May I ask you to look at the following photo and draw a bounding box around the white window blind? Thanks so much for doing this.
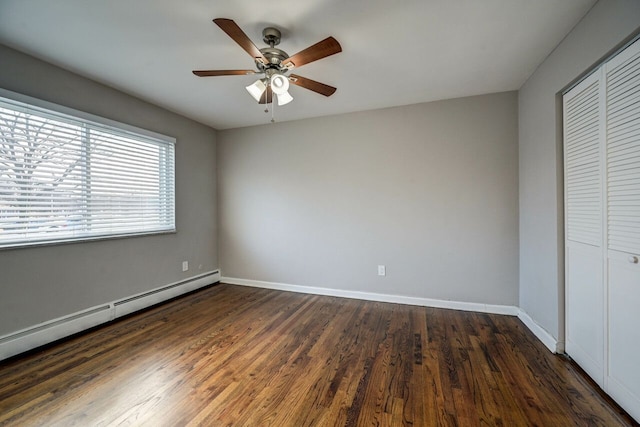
[0,94,175,249]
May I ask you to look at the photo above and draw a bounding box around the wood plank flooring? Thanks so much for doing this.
[0,283,636,426]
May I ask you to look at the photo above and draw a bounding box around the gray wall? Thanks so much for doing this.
[0,45,218,336]
[218,92,519,306]
[518,0,640,341]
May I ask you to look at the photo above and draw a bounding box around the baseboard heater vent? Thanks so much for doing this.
[112,270,219,318]
[114,270,219,307]
[0,305,112,345]
[0,269,220,361]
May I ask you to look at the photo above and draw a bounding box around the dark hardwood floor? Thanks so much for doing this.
[0,284,636,426]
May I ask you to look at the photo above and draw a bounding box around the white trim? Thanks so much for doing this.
[221,276,519,316]
[0,270,220,361]
[518,308,560,353]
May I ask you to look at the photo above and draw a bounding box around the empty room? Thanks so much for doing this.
[1,0,639,425]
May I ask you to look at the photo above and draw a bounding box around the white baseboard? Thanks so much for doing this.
[0,270,220,361]
[517,308,560,353]
[221,276,519,316]
[224,277,568,353]
[1,272,561,362]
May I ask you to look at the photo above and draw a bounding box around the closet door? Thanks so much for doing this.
[605,38,640,422]
[563,70,605,386]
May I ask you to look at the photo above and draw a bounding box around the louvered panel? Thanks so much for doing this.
[567,145,600,158]
[567,119,599,138]
[565,77,602,246]
[609,122,640,139]
[608,73,640,103]
[567,185,600,194]
[568,220,600,232]
[567,143,600,159]
[608,140,640,158]
[610,219,640,228]
[607,88,640,117]
[567,140,599,157]
[608,73,640,102]
[607,52,640,83]
[567,114,599,133]
[567,85,598,110]
[567,183,600,192]
[566,186,600,195]
[609,170,640,183]
[608,185,640,195]
[610,128,640,148]
[607,46,640,255]
[608,114,640,131]
[608,193,640,201]
[609,106,640,129]
[567,176,599,186]
[609,231,640,245]
[608,154,640,169]
[567,164,600,177]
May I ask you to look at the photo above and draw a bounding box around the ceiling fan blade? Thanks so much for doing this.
[289,74,337,97]
[193,70,257,77]
[258,86,273,104]
[283,37,342,70]
[213,18,268,65]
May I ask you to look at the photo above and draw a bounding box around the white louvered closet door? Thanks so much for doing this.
[564,36,640,423]
[563,70,605,387]
[604,37,640,422]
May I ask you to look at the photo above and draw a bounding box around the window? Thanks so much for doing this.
[0,92,175,249]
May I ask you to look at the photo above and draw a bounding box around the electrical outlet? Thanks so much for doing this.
[182,261,188,272]
[378,265,386,276]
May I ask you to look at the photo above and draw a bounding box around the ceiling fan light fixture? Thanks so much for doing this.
[270,74,290,95]
[271,74,292,106]
[245,79,267,102]
[276,91,293,106]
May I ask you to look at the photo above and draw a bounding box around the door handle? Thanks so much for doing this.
[628,256,639,264]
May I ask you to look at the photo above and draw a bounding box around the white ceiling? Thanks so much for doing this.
[0,0,596,130]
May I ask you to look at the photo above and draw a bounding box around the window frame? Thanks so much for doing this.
[0,88,176,250]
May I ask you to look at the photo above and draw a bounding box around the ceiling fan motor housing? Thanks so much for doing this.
[259,47,289,67]
[258,27,290,69]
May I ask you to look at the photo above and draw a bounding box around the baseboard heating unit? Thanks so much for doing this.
[0,270,220,361]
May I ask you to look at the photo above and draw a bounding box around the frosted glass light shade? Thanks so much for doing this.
[276,91,293,106]
[270,74,290,95]
[245,79,267,102]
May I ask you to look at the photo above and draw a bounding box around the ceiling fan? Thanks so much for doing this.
[193,18,342,106]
